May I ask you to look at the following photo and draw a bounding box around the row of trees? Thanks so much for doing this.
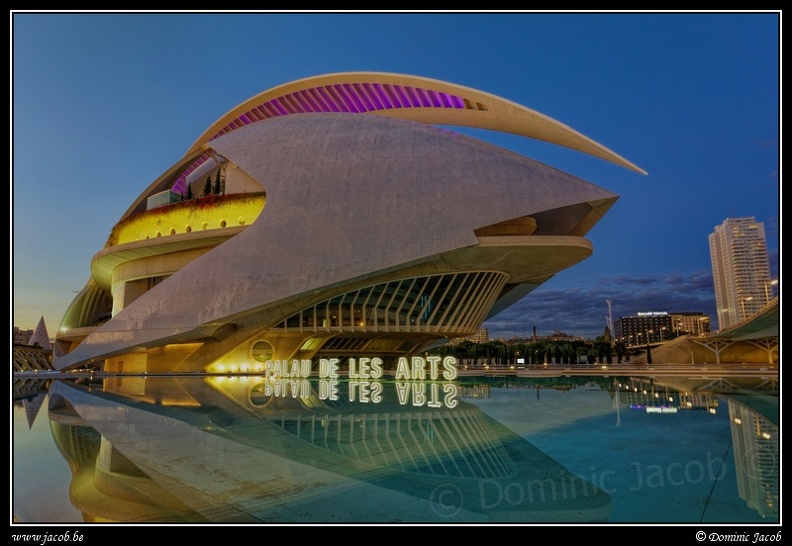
[185,170,225,200]
[423,335,637,366]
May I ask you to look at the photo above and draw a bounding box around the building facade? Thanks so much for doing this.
[615,312,674,346]
[670,312,711,337]
[52,72,644,372]
[13,326,33,346]
[709,216,773,329]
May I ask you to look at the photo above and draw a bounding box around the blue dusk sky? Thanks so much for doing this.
[11,11,780,340]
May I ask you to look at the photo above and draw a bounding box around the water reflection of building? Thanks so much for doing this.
[612,375,779,521]
[46,377,613,523]
[616,377,718,413]
[52,72,644,373]
[47,400,206,522]
[728,398,779,519]
[458,384,491,399]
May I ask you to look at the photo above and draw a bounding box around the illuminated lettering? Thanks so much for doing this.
[411,383,426,406]
[262,378,311,398]
[395,357,411,380]
[426,355,441,379]
[349,380,360,401]
[319,358,340,378]
[443,383,459,408]
[358,357,371,378]
[370,357,383,379]
[262,355,456,382]
[349,357,384,379]
[265,359,313,378]
[395,381,410,404]
[427,383,442,408]
[289,378,304,398]
[411,356,427,380]
[319,379,339,400]
[443,356,458,380]
[394,381,456,407]
[370,381,382,403]
[349,358,358,379]
[349,380,383,403]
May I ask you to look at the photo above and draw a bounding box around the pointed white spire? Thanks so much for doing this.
[27,316,51,351]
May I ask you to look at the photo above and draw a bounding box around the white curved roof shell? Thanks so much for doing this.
[53,73,643,370]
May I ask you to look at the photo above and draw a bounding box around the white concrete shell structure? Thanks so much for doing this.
[53,72,645,372]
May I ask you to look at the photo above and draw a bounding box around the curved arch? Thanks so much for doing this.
[185,72,646,174]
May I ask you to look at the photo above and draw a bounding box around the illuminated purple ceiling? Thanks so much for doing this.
[172,83,467,194]
[211,83,467,142]
[173,154,211,194]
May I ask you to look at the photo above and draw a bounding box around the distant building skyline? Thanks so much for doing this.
[614,311,712,345]
[13,326,33,346]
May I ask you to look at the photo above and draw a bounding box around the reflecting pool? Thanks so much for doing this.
[12,371,779,524]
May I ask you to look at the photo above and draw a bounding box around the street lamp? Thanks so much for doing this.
[739,296,754,321]
[765,280,778,303]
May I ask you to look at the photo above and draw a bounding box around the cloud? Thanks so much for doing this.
[484,269,717,340]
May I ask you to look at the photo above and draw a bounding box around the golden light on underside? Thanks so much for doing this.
[111,194,265,245]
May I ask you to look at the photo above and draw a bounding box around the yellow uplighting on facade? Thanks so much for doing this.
[111,194,265,245]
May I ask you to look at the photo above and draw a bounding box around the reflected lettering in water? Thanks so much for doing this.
[12,371,779,524]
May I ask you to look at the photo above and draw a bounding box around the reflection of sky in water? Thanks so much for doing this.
[13,404,82,522]
[465,386,772,523]
[11,378,777,524]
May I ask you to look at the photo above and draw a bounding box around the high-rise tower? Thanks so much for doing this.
[709,216,773,329]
